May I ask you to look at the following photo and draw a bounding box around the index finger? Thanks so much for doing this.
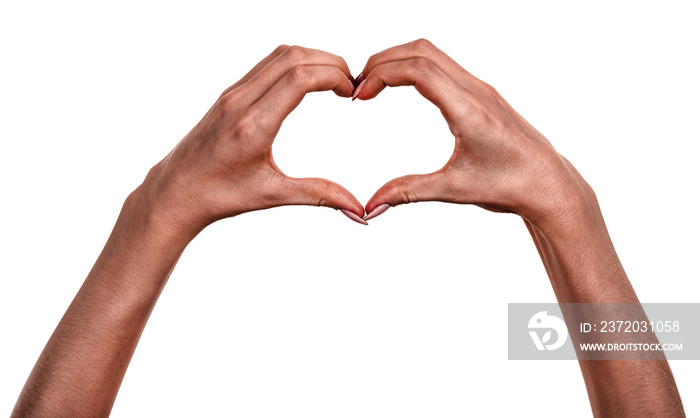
[361,39,482,93]
[235,45,354,105]
[250,65,355,139]
[355,57,474,126]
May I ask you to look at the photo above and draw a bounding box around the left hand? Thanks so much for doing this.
[354,39,589,227]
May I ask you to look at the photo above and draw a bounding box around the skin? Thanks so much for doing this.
[12,40,685,417]
[11,44,363,417]
[355,39,685,416]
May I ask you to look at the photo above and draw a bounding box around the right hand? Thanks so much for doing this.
[130,45,366,240]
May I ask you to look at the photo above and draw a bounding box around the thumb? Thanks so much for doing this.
[365,172,449,220]
[280,176,367,224]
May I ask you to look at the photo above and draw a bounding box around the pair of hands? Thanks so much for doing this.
[135,39,583,238]
[14,41,685,416]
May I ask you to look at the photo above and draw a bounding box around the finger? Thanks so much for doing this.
[233,45,353,105]
[277,176,366,220]
[365,171,452,214]
[251,65,355,136]
[219,45,290,98]
[361,39,481,93]
[355,58,473,126]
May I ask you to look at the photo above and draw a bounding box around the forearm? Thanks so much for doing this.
[523,187,635,304]
[12,46,362,416]
[12,187,191,417]
[522,168,684,416]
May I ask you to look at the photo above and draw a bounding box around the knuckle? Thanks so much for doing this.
[453,91,475,118]
[336,55,350,71]
[310,180,332,207]
[287,65,313,87]
[392,177,419,204]
[314,195,328,207]
[232,113,260,140]
[365,53,379,70]
[400,189,419,205]
[482,81,499,98]
[283,45,306,64]
[412,57,438,76]
[469,100,489,120]
[217,92,238,112]
[273,44,289,55]
[412,38,435,55]
[470,101,503,132]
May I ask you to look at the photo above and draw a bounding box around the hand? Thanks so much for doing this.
[11,46,369,418]
[356,39,591,226]
[133,45,366,239]
[353,39,686,417]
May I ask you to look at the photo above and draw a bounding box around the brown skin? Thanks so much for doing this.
[358,39,685,417]
[13,40,685,417]
[11,44,362,417]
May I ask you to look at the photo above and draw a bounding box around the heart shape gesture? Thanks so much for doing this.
[15,39,687,417]
[135,39,578,239]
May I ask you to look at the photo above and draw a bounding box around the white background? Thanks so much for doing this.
[1,1,698,416]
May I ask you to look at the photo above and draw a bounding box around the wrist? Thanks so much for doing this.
[518,152,599,232]
[120,184,201,252]
[520,164,635,303]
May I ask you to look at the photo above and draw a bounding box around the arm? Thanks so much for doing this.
[12,45,363,417]
[356,39,685,416]
[523,198,683,416]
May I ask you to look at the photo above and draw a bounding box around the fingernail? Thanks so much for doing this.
[354,72,364,86]
[347,78,355,93]
[340,209,368,225]
[363,203,390,221]
[352,79,366,101]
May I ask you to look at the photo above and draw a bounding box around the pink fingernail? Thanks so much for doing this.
[340,209,368,225]
[347,78,355,92]
[352,79,366,101]
[363,203,390,221]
